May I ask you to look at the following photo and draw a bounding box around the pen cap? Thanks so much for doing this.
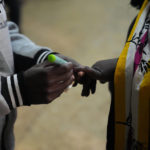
[48,54,67,64]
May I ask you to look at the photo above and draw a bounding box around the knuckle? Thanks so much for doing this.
[62,65,70,72]
[85,66,90,70]
[67,63,73,68]
[65,72,72,79]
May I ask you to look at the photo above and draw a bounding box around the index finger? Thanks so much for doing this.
[74,66,102,80]
[46,62,74,74]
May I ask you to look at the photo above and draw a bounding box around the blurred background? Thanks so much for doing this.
[6,0,137,149]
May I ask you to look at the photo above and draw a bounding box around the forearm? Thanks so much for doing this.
[92,58,118,83]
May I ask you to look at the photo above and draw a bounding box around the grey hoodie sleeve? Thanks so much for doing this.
[8,21,53,72]
[0,22,54,116]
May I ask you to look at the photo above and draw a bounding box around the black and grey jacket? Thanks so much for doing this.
[0,13,52,116]
[1,21,53,115]
[0,1,53,149]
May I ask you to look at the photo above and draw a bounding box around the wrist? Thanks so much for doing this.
[92,58,118,83]
[17,73,31,106]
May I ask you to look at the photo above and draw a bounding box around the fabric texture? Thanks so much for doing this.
[114,0,150,149]
[0,0,53,149]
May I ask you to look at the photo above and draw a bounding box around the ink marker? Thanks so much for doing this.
[48,54,67,64]
[48,54,72,91]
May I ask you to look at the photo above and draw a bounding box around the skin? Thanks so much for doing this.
[74,58,118,96]
[72,2,144,97]
[23,61,74,104]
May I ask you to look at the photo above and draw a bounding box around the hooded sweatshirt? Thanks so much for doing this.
[0,1,53,149]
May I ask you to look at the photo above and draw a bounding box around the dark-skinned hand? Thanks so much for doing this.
[55,53,85,86]
[74,58,118,97]
[23,60,74,105]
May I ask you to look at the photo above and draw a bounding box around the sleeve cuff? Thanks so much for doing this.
[17,73,30,106]
[1,73,31,113]
[34,50,52,64]
[1,74,24,111]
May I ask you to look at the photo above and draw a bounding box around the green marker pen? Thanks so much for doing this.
[48,54,67,64]
[48,54,72,91]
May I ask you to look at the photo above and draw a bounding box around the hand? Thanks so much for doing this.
[75,58,118,83]
[74,66,102,80]
[23,61,74,105]
[74,66,99,97]
[55,53,85,86]
[74,58,118,97]
[92,58,118,83]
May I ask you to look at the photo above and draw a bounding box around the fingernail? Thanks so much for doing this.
[78,71,85,77]
[68,62,73,65]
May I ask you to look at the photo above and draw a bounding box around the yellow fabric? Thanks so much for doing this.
[114,0,149,149]
[138,71,150,149]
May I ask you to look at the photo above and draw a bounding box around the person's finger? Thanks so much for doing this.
[81,76,91,97]
[46,90,63,104]
[74,66,102,80]
[48,69,73,84]
[46,62,73,75]
[42,60,58,67]
[78,71,85,77]
[74,66,89,72]
[72,71,80,87]
[90,79,97,94]
[73,71,84,85]
[82,83,88,96]
[47,75,74,93]
[81,84,90,97]
[73,81,78,87]
[83,76,96,96]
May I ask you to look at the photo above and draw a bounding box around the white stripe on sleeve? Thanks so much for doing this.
[40,52,51,63]
[7,76,16,108]
[36,51,49,64]
[14,74,23,106]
